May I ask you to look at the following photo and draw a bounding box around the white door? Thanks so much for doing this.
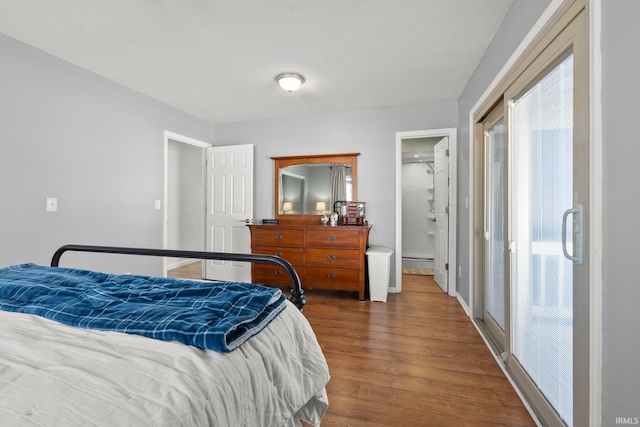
[433,137,449,292]
[204,144,254,282]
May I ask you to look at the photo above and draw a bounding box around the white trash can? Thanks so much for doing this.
[366,246,394,302]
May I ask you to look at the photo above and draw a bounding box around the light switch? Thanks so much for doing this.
[46,197,58,212]
[154,199,161,210]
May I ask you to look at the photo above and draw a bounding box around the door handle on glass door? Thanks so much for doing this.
[562,205,583,265]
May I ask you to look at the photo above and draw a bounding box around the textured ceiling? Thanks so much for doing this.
[0,0,513,124]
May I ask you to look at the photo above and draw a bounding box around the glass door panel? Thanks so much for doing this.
[511,53,574,426]
[485,117,506,332]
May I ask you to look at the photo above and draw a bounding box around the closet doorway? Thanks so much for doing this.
[395,129,457,296]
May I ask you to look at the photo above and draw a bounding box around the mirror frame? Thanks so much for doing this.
[272,153,359,224]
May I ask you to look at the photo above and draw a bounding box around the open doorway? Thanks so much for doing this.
[162,131,211,277]
[395,129,457,297]
[401,138,439,273]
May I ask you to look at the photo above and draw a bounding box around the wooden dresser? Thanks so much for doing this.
[248,224,371,300]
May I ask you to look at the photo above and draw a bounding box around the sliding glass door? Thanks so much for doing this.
[510,52,575,426]
[474,4,590,425]
[482,109,507,347]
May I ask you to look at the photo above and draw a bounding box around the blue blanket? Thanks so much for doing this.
[0,264,286,353]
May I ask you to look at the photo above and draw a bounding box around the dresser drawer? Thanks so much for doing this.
[254,246,304,265]
[254,264,303,287]
[305,266,359,290]
[252,228,304,247]
[305,229,360,248]
[305,248,360,268]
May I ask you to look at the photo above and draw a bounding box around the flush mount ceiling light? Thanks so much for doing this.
[276,73,305,92]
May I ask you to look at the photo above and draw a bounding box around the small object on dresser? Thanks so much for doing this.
[329,213,338,226]
[261,219,279,225]
[338,202,367,226]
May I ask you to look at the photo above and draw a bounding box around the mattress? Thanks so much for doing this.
[0,300,330,426]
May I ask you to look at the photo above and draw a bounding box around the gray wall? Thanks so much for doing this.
[212,102,458,288]
[456,0,553,303]
[0,33,213,275]
[601,0,640,422]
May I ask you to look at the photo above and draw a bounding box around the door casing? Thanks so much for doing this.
[395,128,457,296]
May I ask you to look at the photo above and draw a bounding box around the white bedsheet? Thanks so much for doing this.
[0,300,329,427]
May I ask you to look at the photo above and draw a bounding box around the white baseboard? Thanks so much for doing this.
[457,293,471,317]
[166,258,199,271]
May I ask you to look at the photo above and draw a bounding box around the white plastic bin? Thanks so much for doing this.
[366,246,394,302]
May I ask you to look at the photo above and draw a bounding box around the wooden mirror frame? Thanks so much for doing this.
[272,153,359,225]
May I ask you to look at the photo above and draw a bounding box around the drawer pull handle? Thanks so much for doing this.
[327,254,336,260]
[327,235,336,241]
[275,252,283,257]
[327,273,336,279]
[274,234,283,240]
[274,270,283,276]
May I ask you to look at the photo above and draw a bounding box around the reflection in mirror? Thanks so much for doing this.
[272,153,359,224]
[279,164,352,214]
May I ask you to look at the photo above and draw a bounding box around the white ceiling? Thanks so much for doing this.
[0,0,513,124]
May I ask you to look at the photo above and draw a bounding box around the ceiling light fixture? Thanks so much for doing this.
[276,73,305,92]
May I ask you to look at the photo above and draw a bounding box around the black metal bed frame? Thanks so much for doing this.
[51,244,306,310]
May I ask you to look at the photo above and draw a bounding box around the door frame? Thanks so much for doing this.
[394,128,457,296]
[162,130,212,276]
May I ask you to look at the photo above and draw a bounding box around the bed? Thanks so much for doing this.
[0,245,330,427]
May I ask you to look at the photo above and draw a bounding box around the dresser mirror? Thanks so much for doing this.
[272,153,359,224]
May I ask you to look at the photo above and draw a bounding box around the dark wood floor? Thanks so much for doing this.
[169,263,535,427]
